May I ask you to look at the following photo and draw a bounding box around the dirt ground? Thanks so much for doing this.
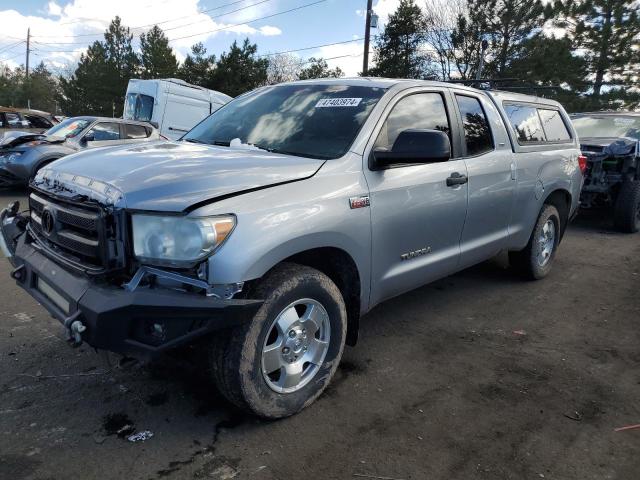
[0,187,638,480]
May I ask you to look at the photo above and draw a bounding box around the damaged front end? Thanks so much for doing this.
[0,174,261,359]
[580,137,640,207]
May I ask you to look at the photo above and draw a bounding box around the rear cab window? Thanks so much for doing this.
[125,124,150,139]
[504,103,572,145]
[455,94,494,156]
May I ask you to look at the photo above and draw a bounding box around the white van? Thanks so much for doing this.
[124,79,232,140]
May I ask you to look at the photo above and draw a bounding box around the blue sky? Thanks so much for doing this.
[0,0,402,76]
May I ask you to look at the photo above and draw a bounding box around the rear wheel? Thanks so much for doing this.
[208,263,347,418]
[509,204,561,280]
[613,181,640,233]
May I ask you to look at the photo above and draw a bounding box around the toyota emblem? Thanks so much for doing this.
[41,208,55,236]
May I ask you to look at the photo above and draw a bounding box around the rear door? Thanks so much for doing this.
[452,92,516,269]
[364,88,469,306]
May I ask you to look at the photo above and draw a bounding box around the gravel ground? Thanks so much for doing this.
[0,188,639,480]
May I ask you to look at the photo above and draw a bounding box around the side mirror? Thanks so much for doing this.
[372,129,451,170]
[82,133,95,144]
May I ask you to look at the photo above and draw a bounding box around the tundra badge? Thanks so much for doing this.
[349,196,370,209]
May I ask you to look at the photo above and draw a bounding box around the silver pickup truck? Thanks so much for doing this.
[1,79,583,418]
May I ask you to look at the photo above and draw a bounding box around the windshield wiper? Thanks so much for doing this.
[254,145,330,160]
[183,138,209,145]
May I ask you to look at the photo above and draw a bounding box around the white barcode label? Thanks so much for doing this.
[315,98,363,108]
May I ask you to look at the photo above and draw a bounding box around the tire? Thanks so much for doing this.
[209,263,347,419]
[509,204,561,280]
[613,181,640,233]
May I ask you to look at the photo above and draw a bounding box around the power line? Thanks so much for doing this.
[0,40,26,55]
[167,0,328,43]
[259,37,368,57]
[31,0,276,40]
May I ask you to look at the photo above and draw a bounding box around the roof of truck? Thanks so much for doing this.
[283,77,564,107]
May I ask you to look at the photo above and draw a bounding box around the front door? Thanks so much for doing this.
[364,90,468,306]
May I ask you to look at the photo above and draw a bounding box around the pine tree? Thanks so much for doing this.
[177,43,215,87]
[298,58,343,80]
[59,41,112,116]
[368,0,431,79]
[505,35,589,111]
[208,39,268,97]
[555,0,640,97]
[140,25,178,79]
[58,17,139,117]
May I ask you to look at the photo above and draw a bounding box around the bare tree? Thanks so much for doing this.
[266,53,304,85]
[423,0,465,80]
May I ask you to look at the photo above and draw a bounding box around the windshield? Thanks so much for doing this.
[45,118,91,138]
[182,84,387,160]
[124,93,154,122]
[572,115,640,141]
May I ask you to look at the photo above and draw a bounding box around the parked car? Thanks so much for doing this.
[1,79,583,418]
[0,116,160,187]
[124,78,231,140]
[0,107,58,136]
[571,112,640,232]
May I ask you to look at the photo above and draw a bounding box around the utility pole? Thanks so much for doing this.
[25,27,30,79]
[476,39,488,81]
[362,0,373,76]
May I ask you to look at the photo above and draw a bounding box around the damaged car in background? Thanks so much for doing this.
[0,117,160,188]
[571,112,640,232]
[1,79,583,418]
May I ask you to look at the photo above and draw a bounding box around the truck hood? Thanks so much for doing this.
[36,141,325,212]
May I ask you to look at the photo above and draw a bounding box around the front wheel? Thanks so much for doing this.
[209,263,347,418]
[509,204,561,280]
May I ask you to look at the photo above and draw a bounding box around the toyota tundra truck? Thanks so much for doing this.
[0,79,583,418]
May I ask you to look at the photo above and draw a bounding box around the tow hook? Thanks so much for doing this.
[63,311,86,346]
[67,321,87,346]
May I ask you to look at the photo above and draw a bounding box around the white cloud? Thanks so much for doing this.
[0,0,283,69]
[315,42,366,77]
[47,1,63,17]
[259,25,282,36]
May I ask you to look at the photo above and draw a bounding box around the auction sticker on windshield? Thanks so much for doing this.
[315,98,363,108]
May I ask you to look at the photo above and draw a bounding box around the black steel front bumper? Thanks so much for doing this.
[2,215,262,358]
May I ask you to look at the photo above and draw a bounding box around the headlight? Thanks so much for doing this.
[0,152,23,163]
[132,214,236,266]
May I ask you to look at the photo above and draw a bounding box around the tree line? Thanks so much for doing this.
[370,0,639,111]
[0,17,342,117]
[0,0,638,116]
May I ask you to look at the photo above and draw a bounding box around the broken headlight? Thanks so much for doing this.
[131,214,235,267]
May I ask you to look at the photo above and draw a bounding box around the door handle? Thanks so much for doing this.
[446,172,468,187]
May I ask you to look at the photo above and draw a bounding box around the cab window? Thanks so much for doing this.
[455,94,493,156]
[88,122,120,141]
[4,113,24,128]
[23,114,53,130]
[374,92,451,152]
[125,124,149,139]
[504,104,545,144]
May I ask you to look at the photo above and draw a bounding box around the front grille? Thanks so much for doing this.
[29,190,110,269]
